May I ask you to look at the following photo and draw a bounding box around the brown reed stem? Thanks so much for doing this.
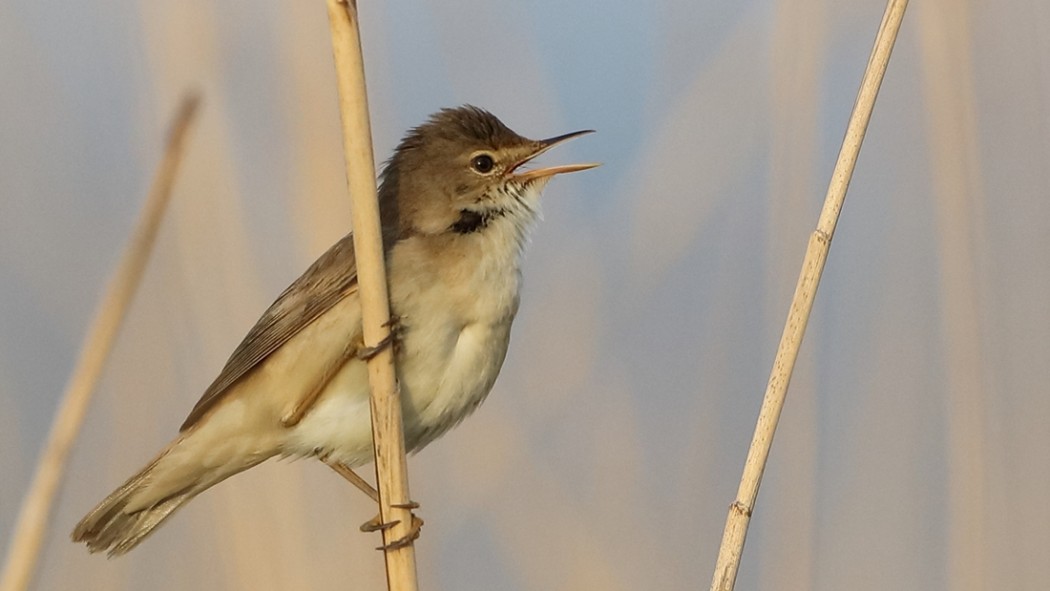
[0,94,200,591]
[325,1,420,589]
[708,2,909,589]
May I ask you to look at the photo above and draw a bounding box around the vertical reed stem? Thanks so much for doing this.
[325,2,419,589]
[709,2,908,589]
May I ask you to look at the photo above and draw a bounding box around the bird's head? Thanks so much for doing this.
[379,106,597,238]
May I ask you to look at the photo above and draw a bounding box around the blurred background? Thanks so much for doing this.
[2,1,1049,589]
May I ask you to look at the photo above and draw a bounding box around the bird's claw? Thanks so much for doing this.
[360,515,399,533]
[356,315,404,360]
[360,502,423,551]
[377,513,423,551]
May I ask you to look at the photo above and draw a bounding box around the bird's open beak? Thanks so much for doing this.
[512,129,601,182]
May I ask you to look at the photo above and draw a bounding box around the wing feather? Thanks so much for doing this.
[180,234,359,431]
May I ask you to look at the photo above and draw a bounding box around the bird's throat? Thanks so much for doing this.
[450,207,509,234]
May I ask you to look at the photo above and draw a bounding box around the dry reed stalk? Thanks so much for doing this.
[708,2,909,590]
[0,94,200,591]
[325,1,420,589]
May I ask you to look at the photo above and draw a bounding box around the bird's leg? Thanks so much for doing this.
[356,315,404,360]
[324,458,379,502]
[324,458,423,550]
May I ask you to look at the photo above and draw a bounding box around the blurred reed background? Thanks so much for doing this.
[2,1,1048,589]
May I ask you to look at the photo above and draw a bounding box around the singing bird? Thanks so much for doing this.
[72,106,597,556]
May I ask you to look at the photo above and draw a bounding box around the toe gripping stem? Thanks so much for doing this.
[356,315,403,361]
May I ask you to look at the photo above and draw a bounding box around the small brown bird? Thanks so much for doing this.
[72,106,597,556]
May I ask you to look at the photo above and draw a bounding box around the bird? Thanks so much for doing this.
[71,105,598,556]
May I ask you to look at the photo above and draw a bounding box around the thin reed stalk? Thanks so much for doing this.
[325,1,420,589]
[708,2,909,590]
[0,94,200,591]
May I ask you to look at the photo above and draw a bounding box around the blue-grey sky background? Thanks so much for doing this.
[2,1,1049,590]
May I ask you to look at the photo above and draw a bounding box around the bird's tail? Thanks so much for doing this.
[71,443,197,556]
[72,434,266,556]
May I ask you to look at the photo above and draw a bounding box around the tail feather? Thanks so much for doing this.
[74,408,278,556]
[71,454,199,557]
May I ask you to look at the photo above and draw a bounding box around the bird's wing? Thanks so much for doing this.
[180,233,360,431]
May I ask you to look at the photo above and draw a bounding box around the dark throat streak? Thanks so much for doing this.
[450,208,509,234]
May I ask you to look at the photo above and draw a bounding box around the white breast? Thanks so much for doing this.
[393,220,525,451]
[286,209,534,466]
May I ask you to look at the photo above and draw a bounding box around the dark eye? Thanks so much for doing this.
[471,153,495,174]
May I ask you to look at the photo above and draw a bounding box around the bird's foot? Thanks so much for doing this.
[356,315,405,360]
[360,502,423,550]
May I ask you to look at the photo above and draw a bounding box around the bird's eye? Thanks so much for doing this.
[471,153,495,174]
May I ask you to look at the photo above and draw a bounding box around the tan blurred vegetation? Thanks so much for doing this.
[2,1,1049,590]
